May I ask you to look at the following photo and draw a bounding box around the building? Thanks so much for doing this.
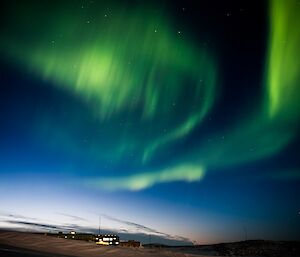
[120,240,141,247]
[55,231,120,246]
[95,234,120,245]
[57,231,95,241]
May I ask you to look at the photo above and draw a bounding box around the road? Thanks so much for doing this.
[0,244,73,257]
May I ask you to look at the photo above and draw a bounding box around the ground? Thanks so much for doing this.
[0,231,211,257]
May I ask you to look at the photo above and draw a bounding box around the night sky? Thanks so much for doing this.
[0,0,299,245]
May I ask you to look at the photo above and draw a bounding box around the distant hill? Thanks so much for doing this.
[143,240,300,257]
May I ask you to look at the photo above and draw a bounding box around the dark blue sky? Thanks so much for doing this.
[0,0,299,244]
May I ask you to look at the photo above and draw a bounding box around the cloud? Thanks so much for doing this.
[85,164,204,191]
[0,212,37,221]
[56,212,88,222]
[0,212,85,232]
[3,219,87,232]
[5,220,60,230]
[0,211,191,243]
[0,216,191,245]
[102,214,192,243]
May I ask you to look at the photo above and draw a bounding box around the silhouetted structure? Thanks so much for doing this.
[120,240,140,247]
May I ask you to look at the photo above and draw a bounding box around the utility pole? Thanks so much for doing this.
[98,215,101,235]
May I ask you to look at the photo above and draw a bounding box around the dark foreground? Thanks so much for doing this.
[0,244,72,257]
[1,230,300,257]
[149,240,300,257]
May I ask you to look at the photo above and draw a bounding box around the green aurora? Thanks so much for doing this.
[179,0,300,173]
[198,0,300,167]
[266,0,300,120]
[2,1,217,164]
[1,0,299,190]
